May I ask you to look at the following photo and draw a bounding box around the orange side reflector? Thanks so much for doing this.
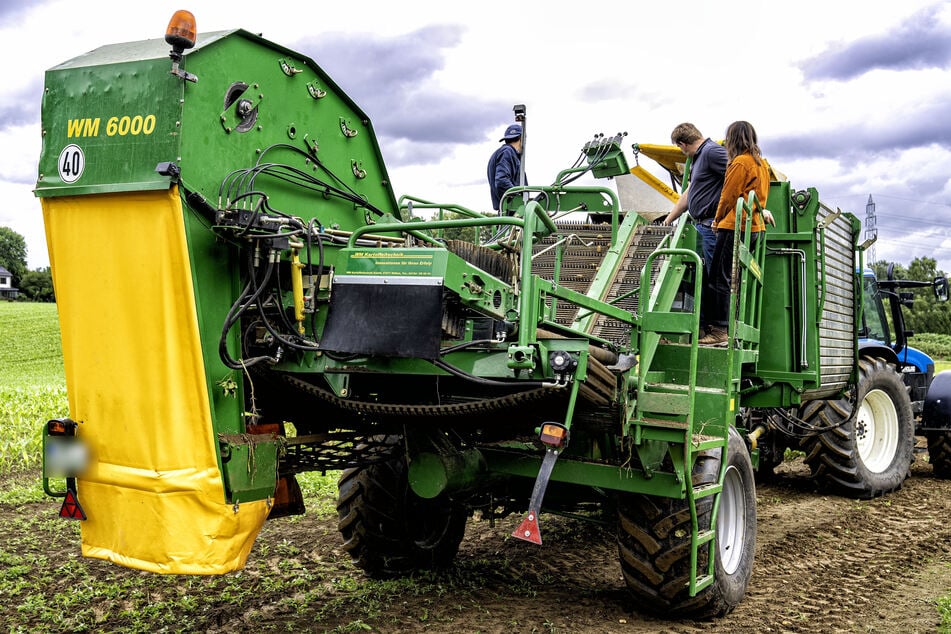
[60,489,87,521]
[47,418,75,436]
[539,423,568,447]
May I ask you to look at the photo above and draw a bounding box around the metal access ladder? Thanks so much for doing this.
[630,191,769,595]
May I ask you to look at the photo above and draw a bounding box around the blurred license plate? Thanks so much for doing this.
[44,436,89,478]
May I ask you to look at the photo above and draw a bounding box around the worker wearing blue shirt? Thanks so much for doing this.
[663,123,728,272]
[487,124,523,214]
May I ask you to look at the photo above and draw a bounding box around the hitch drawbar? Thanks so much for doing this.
[512,423,568,545]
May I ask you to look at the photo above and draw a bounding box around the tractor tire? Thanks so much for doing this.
[336,437,468,576]
[927,431,951,479]
[617,427,756,619]
[800,357,914,499]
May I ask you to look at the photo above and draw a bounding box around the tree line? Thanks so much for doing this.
[0,226,54,302]
[871,257,950,336]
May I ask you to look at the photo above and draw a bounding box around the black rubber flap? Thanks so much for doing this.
[321,278,443,359]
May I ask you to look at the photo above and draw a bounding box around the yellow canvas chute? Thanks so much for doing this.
[42,188,269,574]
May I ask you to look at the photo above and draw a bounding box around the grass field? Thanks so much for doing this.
[0,302,64,386]
[0,303,68,473]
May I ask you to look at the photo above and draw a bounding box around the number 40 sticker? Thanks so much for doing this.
[58,144,85,183]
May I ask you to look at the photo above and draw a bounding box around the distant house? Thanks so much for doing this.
[0,266,19,299]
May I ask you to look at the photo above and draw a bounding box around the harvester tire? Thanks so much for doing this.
[336,437,467,576]
[800,357,914,499]
[617,427,756,619]
[927,431,951,479]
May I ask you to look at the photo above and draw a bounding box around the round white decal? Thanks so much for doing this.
[58,144,85,183]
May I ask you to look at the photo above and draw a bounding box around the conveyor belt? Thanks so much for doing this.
[532,221,674,347]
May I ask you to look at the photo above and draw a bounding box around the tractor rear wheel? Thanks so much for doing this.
[336,437,468,576]
[800,357,914,498]
[617,427,756,619]
[927,431,951,478]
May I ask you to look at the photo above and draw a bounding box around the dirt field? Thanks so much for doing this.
[2,449,950,633]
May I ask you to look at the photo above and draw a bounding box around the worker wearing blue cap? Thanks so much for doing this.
[487,123,523,213]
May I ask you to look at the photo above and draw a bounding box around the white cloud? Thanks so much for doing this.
[0,124,41,185]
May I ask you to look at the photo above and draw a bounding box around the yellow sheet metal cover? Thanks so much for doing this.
[42,188,269,574]
[633,143,688,179]
[628,165,679,203]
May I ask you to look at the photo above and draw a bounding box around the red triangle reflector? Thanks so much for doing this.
[512,508,542,545]
[59,489,87,521]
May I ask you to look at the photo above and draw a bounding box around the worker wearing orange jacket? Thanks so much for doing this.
[699,121,775,345]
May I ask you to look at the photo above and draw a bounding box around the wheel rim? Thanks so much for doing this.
[407,493,454,549]
[717,464,746,575]
[855,388,899,473]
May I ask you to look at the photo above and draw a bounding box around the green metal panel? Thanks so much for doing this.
[36,40,185,197]
[756,182,802,375]
[182,206,245,441]
[744,182,820,406]
[171,30,404,395]
[218,433,280,504]
[480,447,685,498]
[37,28,398,217]
[177,30,398,225]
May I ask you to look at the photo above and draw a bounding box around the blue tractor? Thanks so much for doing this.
[860,266,951,479]
[803,266,950,496]
[759,265,950,497]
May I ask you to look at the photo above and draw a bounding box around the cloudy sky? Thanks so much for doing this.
[2,0,950,274]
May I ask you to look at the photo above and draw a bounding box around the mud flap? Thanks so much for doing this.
[268,475,305,519]
[321,276,444,359]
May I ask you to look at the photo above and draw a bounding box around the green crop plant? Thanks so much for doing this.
[939,573,951,634]
[296,471,341,516]
[0,303,64,386]
[0,303,68,475]
[0,386,68,473]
